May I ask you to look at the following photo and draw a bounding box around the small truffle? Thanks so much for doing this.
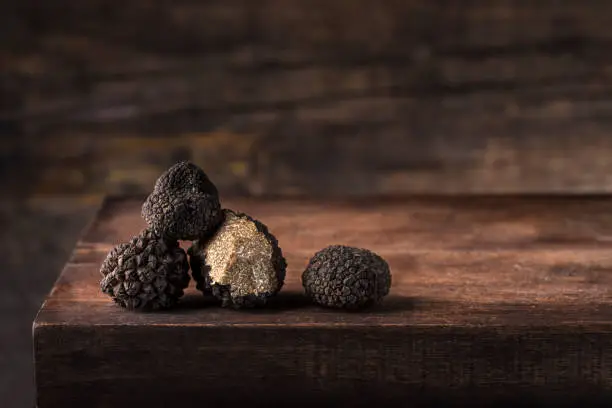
[302,245,391,310]
[99,229,190,310]
[141,161,222,240]
[188,210,287,308]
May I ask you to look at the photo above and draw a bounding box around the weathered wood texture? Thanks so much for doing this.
[34,196,612,407]
[4,1,612,196]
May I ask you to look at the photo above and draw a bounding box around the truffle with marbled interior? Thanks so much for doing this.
[188,209,287,309]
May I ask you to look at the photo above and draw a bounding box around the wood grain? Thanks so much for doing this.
[5,1,612,195]
[34,196,612,407]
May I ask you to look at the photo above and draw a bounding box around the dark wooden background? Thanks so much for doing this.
[4,1,612,407]
[4,0,612,197]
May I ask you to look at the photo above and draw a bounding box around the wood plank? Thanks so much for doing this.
[34,196,612,407]
[6,0,612,195]
[20,118,612,196]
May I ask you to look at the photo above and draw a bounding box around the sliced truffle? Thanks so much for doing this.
[302,245,391,310]
[142,161,222,240]
[99,228,190,311]
[188,209,287,308]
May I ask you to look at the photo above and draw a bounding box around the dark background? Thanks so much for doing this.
[3,1,612,406]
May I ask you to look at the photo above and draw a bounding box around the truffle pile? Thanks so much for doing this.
[100,161,392,312]
[100,161,287,310]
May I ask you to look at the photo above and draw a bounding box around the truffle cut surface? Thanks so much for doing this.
[189,210,286,308]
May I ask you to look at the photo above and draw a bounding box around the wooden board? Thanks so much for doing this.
[6,1,612,196]
[34,196,612,407]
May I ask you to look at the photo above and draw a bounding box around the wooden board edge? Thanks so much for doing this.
[32,195,106,330]
[33,324,612,407]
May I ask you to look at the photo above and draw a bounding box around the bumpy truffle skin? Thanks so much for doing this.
[188,209,287,309]
[302,245,391,310]
[141,161,222,240]
[99,229,190,311]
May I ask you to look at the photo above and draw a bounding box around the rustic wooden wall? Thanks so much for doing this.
[3,0,612,197]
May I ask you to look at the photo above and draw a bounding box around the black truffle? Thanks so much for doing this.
[302,245,391,309]
[99,228,190,311]
[141,161,222,240]
[188,210,287,309]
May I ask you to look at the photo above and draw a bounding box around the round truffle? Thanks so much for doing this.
[188,209,287,309]
[302,245,391,309]
[99,229,190,311]
[141,161,222,240]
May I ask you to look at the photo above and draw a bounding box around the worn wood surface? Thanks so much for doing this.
[5,1,612,195]
[34,196,612,407]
